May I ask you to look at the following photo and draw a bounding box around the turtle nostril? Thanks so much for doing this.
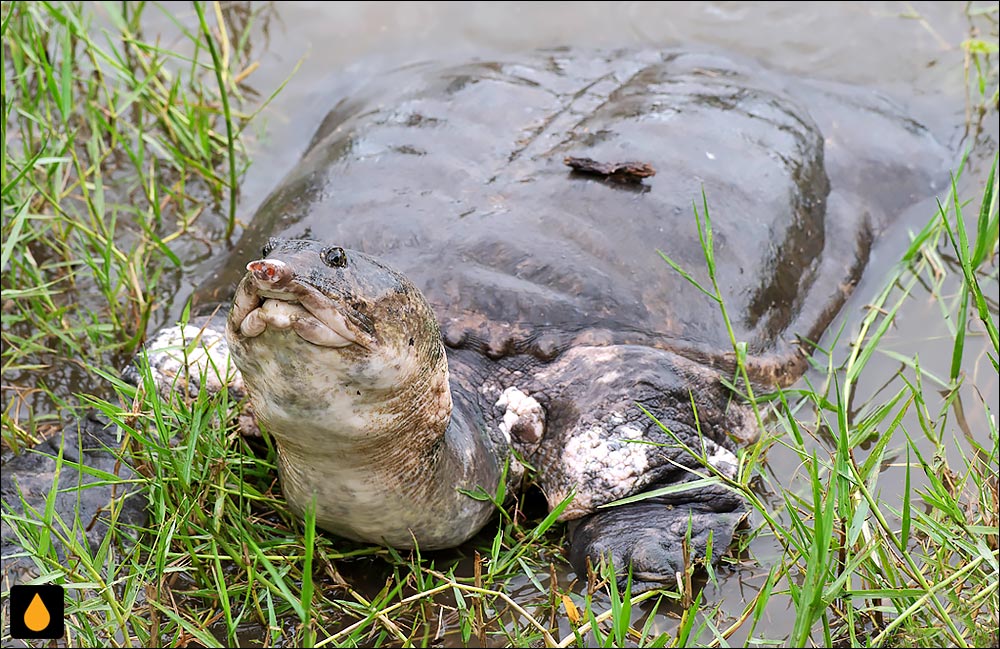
[247,259,290,286]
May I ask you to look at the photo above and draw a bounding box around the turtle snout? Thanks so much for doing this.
[247,258,293,289]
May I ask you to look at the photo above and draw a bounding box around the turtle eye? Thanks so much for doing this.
[261,238,278,257]
[321,246,348,268]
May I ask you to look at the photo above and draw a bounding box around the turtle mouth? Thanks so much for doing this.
[231,259,369,349]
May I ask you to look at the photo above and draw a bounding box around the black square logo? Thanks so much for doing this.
[9,584,65,639]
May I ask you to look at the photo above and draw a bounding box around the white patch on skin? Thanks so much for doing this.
[700,438,739,478]
[495,387,545,446]
[140,324,243,398]
[558,418,649,516]
[550,420,740,521]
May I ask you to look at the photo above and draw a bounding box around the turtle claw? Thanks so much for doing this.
[568,485,746,594]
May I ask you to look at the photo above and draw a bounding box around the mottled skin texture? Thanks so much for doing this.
[202,48,949,591]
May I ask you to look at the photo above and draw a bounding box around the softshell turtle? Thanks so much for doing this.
[4,48,948,591]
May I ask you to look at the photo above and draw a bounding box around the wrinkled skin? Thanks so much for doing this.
[1,48,950,591]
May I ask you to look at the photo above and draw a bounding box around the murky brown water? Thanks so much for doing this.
[132,1,998,645]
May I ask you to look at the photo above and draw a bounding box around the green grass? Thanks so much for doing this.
[652,147,998,648]
[2,2,998,648]
[1,0,261,452]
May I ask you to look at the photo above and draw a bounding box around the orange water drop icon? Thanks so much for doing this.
[24,592,51,632]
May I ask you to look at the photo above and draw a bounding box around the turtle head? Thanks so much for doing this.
[226,238,451,438]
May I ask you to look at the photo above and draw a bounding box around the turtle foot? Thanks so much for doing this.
[568,485,747,594]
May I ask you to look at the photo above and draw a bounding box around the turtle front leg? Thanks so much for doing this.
[518,344,756,592]
[122,312,255,434]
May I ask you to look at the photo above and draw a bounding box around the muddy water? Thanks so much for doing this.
[143,1,996,645]
[221,2,972,212]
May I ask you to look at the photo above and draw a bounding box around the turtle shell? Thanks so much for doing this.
[210,48,947,378]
